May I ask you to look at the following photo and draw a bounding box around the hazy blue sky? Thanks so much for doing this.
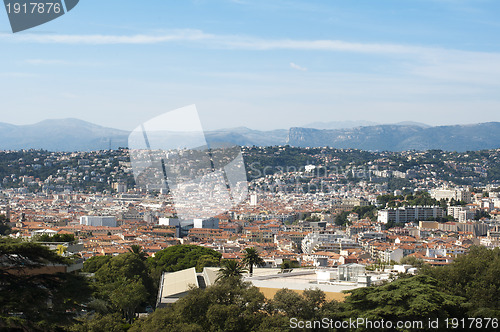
[1,0,500,130]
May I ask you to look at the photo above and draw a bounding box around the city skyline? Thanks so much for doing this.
[1,0,500,131]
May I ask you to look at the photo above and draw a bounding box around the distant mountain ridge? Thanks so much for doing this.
[286,122,500,152]
[0,118,129,151]
[0,118,498,152]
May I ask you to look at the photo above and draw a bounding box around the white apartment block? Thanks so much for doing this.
[301,232,352,254]
[377,206,444,224]
[193,217,219,229]
[79,216,117,227]
[430,188,471,203]
[448,206,471,220]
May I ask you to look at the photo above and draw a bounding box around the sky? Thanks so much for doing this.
[1,0,500,131]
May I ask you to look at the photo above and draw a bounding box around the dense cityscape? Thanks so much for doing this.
[1,146,499,330]
[2,0,500,330]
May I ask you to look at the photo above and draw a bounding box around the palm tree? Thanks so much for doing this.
[216,259,247,283]
[242,247,265,276]
[128,245,147,260]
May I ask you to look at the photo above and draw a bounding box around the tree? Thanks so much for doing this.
[266,287,342,331]
[83,255,112,273]
[70,313,129,332]
[216,260,247,283]
[130,277,267,332]
[0,215,11,236]
[420,246,500,318]
[109,278,148,323]
[474,210,491,221]
[195,254,220,272]
[242,247,265,275]
[342,275,464,326]
[268,288,306,318]
[95,252,152,287]
[335,211,349,226]
[128,245,147,261]
[147,245,222,283]
[34,233,76,243]
[92,252,155,320]
[0,238,91,330]
[400,256,425,269]
[280,259,299,272]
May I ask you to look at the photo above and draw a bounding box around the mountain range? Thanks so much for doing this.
[0,118,498,152]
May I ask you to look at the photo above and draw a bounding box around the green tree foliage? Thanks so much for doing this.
[70,313,129,332]
[95,253,152,287]
[147,245,221,282]
[387,178,412,191]
[34,233,76,243]
[216,260,247,283]
[474,210,491,221]
[242,247,265,275]
[267,288,339,322]
[335,205,377,226]
[280,259,299,271]
[342,275,464,327]
[0,214,11,236]
[83,255,112,273]
[399,256,426,269]
[91,253,154,321]
[0,238,91,331]
[130,278,268,332]
[195,254,220,272]
[131,280,343,332]
[109,278,148,323]
[377,194,404,207]
[449,198,467,206]
[420,246,500,318]
[377,192,440,209]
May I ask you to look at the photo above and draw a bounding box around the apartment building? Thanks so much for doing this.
[377,206,444,224]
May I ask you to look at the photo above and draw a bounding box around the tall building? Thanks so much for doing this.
[250,194,258,206]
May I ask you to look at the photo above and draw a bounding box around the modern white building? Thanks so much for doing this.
[159,218,180,227]
[79,216,117,227]
[193,217,219,229]
[447,206,475,222]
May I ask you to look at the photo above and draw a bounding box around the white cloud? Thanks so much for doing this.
[0,29,440,55]
[25,59,70,65]
[3,29,500,86]
[290,62,307,71]
[0,29,212,45]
